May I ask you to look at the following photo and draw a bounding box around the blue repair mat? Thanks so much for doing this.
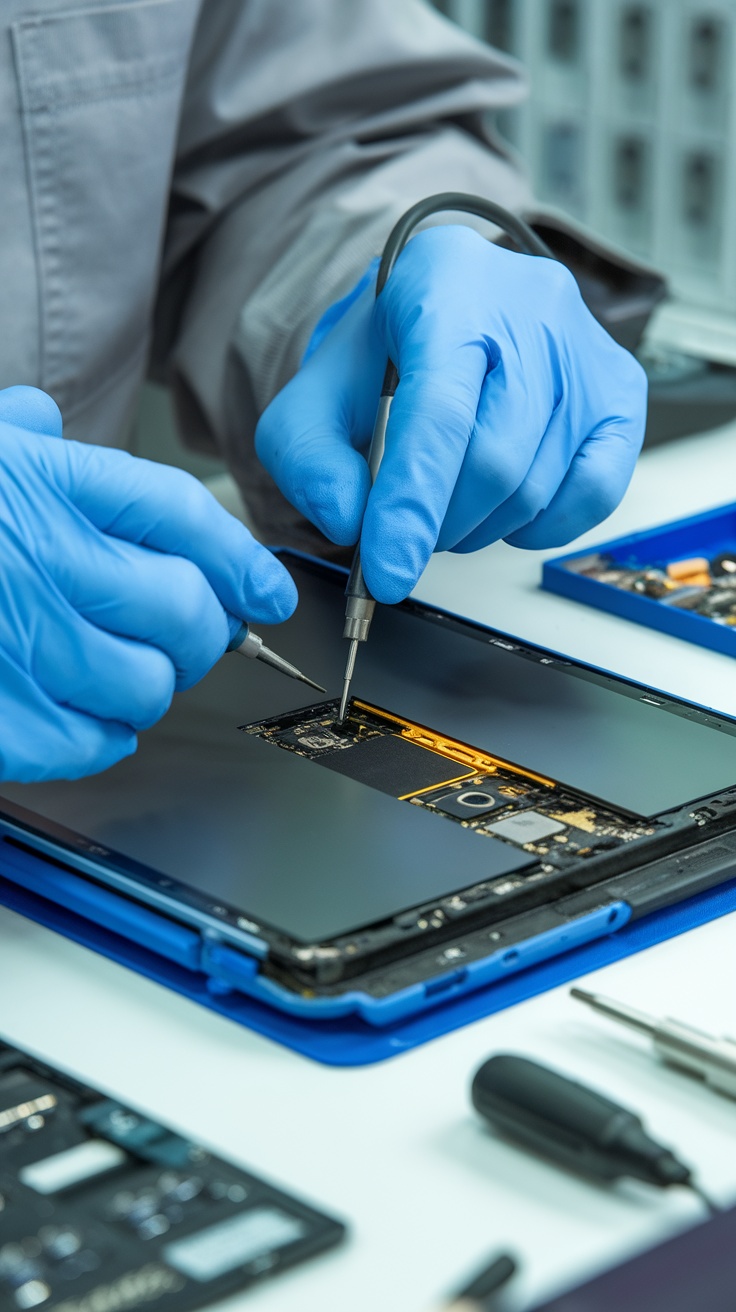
[2,862,735,1067]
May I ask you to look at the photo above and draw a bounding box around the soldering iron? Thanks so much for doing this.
[337,192,554,723]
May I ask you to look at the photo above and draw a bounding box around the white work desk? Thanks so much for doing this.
[4,418,736,1312]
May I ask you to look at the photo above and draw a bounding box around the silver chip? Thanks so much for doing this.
[485,810,566,844]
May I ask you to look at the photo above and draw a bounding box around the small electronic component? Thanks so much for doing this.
[485,811,567,844]
[0,1041,345,1312]
[666,556,710,583]
[711,551,736,578]
[568,549,736,626]
[660,585,709,610]
[423,785,503,820]
[548,808,597,833]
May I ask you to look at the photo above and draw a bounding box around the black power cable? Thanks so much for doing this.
[374,192,555,397]
[375,191,554,294]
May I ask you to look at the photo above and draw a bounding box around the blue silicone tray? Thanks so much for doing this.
[542,502,736,657]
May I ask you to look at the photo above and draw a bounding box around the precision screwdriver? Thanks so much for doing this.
[471,1052,722,1218]
[338,360,396,723]
[471,1053,701,1197]
[228,622,325,693]
[572,987,736,1100]
[336,192,554,725]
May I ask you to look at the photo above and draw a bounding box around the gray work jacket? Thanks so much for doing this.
[2,0,531,547]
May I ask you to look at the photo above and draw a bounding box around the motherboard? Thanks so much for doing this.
[241,697,657,868]
[0,1041,344,1312]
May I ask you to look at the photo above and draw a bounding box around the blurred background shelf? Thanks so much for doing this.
[431,0,736,316]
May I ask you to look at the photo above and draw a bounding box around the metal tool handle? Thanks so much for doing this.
[228,622,260,657]
[570,988,736,1103]
[655,1022,736,1099]
[342,368,396,641]
[228,621,325,692]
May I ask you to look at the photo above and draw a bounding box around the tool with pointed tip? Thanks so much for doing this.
[228,622,326,694]
[336,193,554,725]
[571,987,736,1099]
[338,366,395,722]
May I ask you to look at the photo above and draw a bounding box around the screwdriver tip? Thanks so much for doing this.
[337,681,350,725]
[301,675,328,695]
[570,988,594,1003]
[251,641,327,695]
[337,638,359,724]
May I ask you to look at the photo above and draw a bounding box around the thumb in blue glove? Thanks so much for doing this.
[256,225,647,603]
[0,386,297,782]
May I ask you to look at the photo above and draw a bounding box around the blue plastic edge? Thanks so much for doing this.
[202,901,631,1026]
[3,859,736,1066]
[0,840,201,971]
[542,501,736,658]
[0,832,628,1027]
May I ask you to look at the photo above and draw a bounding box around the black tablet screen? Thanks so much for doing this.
[2,555,735,943]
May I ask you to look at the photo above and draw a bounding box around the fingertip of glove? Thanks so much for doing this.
[0,385,63,437]
[303,500,360,547]
[244,550,298,624]
[361,556,416,606]
[301,466,368,547]
[62,724,138,781]
[114,727,139,764]
[360,513,428,604]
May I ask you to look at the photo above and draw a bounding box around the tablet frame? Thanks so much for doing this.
[2,552,736,1029]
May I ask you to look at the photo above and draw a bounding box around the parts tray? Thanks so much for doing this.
[542,502,736,658]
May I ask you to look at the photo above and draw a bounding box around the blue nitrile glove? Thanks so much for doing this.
[0,386,297,782]
[256,225,647,603]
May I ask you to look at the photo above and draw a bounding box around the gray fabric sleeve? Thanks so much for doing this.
[155,0,533,545]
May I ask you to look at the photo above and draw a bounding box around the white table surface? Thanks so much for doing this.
[4,417,736,1312]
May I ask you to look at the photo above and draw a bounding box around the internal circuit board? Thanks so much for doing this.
[241,698,657,869]
[0,1041,344,1312]
[239,698,736,991]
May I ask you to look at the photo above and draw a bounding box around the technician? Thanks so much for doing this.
[0,0,646,783]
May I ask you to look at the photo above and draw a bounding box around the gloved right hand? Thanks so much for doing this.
[0,386,297,783]
[257,226,647,604]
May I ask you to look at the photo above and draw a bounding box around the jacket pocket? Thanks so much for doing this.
[12,0,198,420]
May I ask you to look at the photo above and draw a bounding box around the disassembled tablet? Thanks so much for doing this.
[2,552,736,1027]
[234,688,735,998]
[0,1037,344,1311]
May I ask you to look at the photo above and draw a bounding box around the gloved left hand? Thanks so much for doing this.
[0,386,297,782]
[256,224,647,603]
